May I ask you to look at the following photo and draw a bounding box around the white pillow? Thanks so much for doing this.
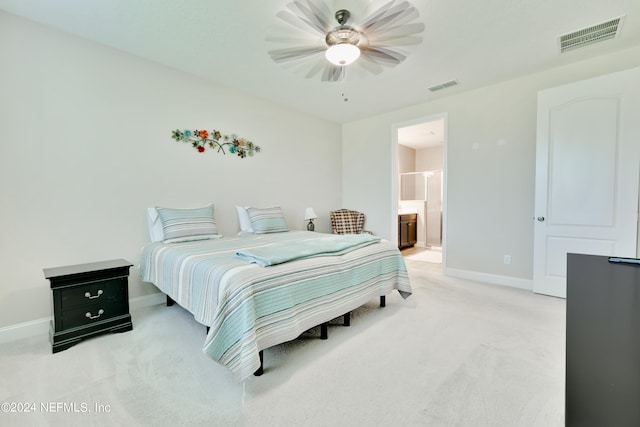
[236,206,254,233]
[147,207,164,242]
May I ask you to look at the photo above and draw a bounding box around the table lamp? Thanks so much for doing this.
[304,208,317,231]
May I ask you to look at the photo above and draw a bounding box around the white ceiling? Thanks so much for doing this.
[1,0,639,125]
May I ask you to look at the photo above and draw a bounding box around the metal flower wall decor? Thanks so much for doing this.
[171,129,261,158]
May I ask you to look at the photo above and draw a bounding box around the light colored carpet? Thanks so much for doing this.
[403,248,442,263]
[0,260,565,427]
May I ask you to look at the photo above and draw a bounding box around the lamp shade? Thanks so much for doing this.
[324,43,360,66]
[304,208,318,220]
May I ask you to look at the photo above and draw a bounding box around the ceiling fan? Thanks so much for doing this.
[267,0,425,82]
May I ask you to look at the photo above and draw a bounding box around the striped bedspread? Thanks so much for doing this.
[235,233,381,266]
[140,230,411,380]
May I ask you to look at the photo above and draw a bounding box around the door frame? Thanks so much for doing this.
[390,113,448,268]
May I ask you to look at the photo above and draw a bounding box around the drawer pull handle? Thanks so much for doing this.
[85,309,105,320]
[84,290,103,299]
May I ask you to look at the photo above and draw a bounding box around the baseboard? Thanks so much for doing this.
[0,317,51,345]
[131,292,166,310]
[445,267,533,291]
[0,292,166,345]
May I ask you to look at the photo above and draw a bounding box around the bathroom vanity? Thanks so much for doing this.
[398,213,417,248]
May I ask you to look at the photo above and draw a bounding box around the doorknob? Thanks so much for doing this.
[537,216,545,222]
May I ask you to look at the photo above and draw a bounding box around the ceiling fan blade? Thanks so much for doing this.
[361,0,406,25]
[369,22,425,40]
[371,10,418,33]
[369,35,424,48]
[360,0,401,27]
[321,65,345,82]
[304,60,328,79]
[269,46,326,63]
[288,0,332,31]
[361,1,421,33]
[265,34,323,45]
[356,55,385,75]
[360,46,406,65]
[277,56,338,81]
[282,0,332,36]
[365,23,425,45]
[276,10,325,37]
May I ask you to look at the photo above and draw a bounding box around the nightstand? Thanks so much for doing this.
[43,259,133,353]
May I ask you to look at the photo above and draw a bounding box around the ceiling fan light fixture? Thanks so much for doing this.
[268,1,425,81]
[325,43,360,66]
[324,20,361,66]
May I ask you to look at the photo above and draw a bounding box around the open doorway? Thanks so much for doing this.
[391,114,447,267]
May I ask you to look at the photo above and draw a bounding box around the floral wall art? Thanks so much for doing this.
[171,128,261,158]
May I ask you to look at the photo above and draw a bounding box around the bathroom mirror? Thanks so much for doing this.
[400,172,427,200]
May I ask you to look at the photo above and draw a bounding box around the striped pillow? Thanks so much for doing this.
[156,205,221,243]
[246,206,289,234]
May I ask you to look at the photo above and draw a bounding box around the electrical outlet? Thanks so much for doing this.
[504,255,511,265]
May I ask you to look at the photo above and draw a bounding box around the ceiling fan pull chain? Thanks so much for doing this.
[341,67,349,102]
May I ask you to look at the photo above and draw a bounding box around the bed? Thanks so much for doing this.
[140,206,411,380]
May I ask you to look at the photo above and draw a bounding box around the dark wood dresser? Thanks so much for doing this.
[44,259,133,353]
[566,253,640,427]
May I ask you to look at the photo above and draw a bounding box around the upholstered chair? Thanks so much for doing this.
[330,209,372,235]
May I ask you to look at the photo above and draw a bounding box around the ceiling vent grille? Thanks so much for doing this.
[559,17,623,53]
[428,80,459,92]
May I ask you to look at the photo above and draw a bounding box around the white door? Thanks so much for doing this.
[533,67,640,298]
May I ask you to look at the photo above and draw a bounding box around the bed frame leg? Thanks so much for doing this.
[320,322,328,340]
[254,351,264,376]
[380,295,386,307]
[166,295,175,306]
[343,312,350,326]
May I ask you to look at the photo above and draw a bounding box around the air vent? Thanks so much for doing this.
[559,17,623,53]
[428,80,459,92]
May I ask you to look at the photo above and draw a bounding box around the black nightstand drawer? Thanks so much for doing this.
[44,259,133,353]
[60,278,125,309]
[61,300,128,330]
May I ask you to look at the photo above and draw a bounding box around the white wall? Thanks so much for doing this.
[343,45,640,284]
[416,146,443,172]
[398,144,415,174]
[0,12,342,328]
